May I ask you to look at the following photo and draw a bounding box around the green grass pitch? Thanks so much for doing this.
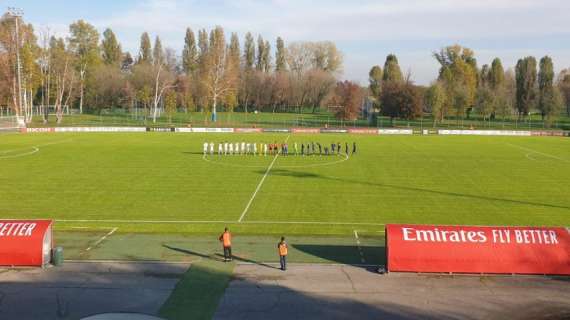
[1,132,569,235]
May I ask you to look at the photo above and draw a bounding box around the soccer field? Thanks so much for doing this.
[1,132,569,235]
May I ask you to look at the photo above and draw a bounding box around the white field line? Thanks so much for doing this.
[0,139,72,160]
[57,219,386,226]
[238,135,290,222]
[85,227,118,252]
[0,146,39,159]
[506,143,570,163]
[353,230,366,264]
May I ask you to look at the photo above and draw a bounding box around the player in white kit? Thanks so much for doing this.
[203,142,208,155]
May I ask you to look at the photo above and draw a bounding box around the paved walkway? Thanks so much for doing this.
[0,262,189,320]
[214,264,570,320]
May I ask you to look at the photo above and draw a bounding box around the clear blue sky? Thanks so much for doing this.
[6,0,570,85]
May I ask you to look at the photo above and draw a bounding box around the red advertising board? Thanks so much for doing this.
[0,220,53,267]
[386,224,570,275]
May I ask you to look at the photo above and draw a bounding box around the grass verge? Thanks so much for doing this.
[159,259,235,320]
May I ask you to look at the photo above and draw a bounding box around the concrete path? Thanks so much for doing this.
[214,264,570,320]
[0,262,189,320]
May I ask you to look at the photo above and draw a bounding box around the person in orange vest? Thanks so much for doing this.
[277,236,288,271]
[219,227,232,262]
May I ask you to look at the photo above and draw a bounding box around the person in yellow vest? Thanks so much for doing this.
[219,227,232,262]
[277,236,288,271]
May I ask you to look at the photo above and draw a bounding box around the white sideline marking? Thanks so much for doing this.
[353,230,366,264]
[58,219,386,226]
[238,135,290,222]
[85,227,118,252]
[506,143,569,163]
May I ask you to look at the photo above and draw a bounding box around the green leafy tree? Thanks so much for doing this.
[368,65,382,109]
[256,35,265,71]
[425,82,446,126]
[382,54,403,83]
[479,64,490,87]
[489,58,505,91]
[182,28,198,74]
[153,36,164,66]
[243,32,255,70]
[101,28,122,66]
[68,20,101,113]
[275,37,286,72]
[515,56,537,118]
[138,32,152,65]
[558,72,570,116]
[538,56,555,120]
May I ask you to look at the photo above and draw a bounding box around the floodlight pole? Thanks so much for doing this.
[8,7,24,116]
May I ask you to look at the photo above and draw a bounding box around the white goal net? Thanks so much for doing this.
[0,116,25,131]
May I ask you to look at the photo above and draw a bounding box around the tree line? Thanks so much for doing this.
[0,13,354,124]
[1,12,568,127]
[369,45,570,127]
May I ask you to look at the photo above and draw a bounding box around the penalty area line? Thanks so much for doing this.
[238,135,290,223]
[85,227,118,252]
[354,230,366,264]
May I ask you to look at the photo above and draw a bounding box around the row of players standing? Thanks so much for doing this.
[203,141,357,156]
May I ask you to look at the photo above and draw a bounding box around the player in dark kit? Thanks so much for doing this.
[352,142,357,154]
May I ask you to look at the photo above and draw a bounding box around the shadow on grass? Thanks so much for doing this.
[292,244,386,267]
[162,244,279,270]
[267,169,570,211]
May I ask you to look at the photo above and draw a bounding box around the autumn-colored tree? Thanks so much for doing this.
[381,82,422,121]
[202,26,232,121]
[434,45,478,120]
[164,89,177,124]
[333,80,363,120]
[475,85,495,122]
